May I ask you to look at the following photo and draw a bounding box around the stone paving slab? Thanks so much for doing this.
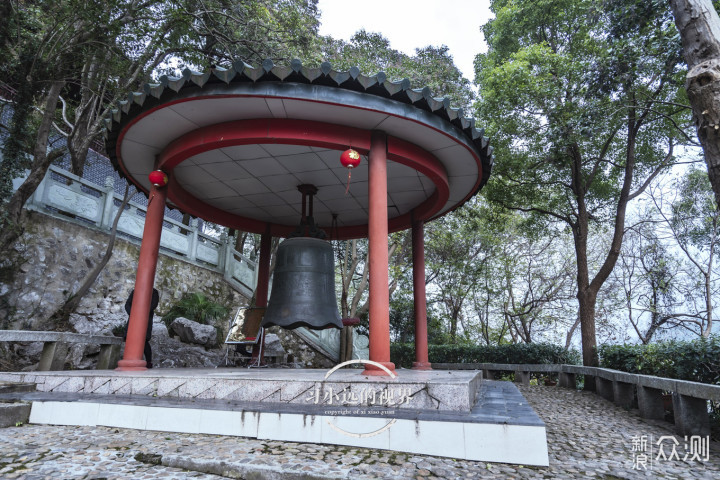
[0,384,719,478]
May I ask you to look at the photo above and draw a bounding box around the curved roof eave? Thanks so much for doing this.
[104,59,493,194]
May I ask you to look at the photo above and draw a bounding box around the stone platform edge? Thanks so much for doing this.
[0,369,481,413]
[26,397,549,466]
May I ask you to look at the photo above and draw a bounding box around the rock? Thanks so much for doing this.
[151,335,225,368]
[70,311,127,336]
[152,319,169,337]
[169,317,217,347]
[69,343,100,370]
[263,333,286,360]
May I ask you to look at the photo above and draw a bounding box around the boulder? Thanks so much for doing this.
[151,335,225,368]
[263,333,286,360]
[169,317,217,347]
[152,319,169,337]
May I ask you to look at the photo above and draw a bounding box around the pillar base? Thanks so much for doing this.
[559,372,576,389]
[637,386,665,420]
[514,371,530,386]
[672,393,711,436]
[362,361,396,376]
[412,361,432,370]
[116,359,147,371]
[613,381,635,409]
[595,377,614,401]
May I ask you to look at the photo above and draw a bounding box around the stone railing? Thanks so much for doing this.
[435,362,720,437]
[0,330,122,371]
[293,327,370,362]
[14,165,369,361]
[19,165,259,298]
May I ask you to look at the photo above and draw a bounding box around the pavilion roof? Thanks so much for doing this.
[103,59,493,239]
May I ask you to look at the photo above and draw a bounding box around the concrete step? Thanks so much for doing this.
[0,381,37,395]
[0,403,32,427]
[0,382,36,427]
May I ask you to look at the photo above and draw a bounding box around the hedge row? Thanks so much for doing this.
[599,335,720,385]
[390,343,580,369]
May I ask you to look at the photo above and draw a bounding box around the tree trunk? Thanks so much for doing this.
[704,271,713,336]
[565,315,581,349]
[577,290,599,366]
[0,80,65,256]
[339,325,354,362]
[670,0,720,205]
[47,185,135,326]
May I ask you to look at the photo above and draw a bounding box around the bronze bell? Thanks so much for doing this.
[261,237,343,330]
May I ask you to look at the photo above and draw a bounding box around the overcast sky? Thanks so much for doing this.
[316,0,493,82]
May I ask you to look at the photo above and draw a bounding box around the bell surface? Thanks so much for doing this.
[261,237,343,330]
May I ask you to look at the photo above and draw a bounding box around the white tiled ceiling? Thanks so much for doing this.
[221,144,270,160]
[172,143,437,228]
[199,161,251,181]
[121,92,483,232]
[239,157,289,176]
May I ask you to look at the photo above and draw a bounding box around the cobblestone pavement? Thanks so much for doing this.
[1,384,719,479]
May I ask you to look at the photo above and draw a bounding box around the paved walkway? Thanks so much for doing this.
[0,384,718,479]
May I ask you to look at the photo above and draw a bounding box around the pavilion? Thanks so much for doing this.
[104,59,493,375]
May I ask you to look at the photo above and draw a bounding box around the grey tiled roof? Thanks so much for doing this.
[104,59,493,190]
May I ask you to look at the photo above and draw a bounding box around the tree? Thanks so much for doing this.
[424,200,496,344]
[318,30,475,111]
[335,234,407,360]
[0,1,322,326]
[475,0,690,365]
[669,0,720,206]
[617,223,684,343]
[47,185,136,326]
[500,229,575,344]
[652,168,720,336]
[0,0,322,262]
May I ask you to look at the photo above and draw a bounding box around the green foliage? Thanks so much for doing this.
[181,0,320,67]
[390,342,580,369]
[317,30,474,110]
[111,323,127,337]
[599,336,720,385]
[670,167,719,252]
[475,0,689,365]
[161,293,229,327]
[476,0,686,225]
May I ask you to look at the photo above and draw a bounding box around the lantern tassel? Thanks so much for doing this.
[345,169,352,195]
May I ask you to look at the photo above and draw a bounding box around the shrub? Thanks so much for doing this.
[390,342,580,369]
[598,336,720,385]
[161,293,230,328]
[111,323,126,338]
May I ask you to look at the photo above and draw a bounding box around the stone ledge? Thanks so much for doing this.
[0,403,31,428]
[439,363,720,402]
[0,330,122,345]
[0,368,482,413]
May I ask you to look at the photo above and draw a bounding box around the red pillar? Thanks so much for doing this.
[117,184,167,371]
[412,218,431,370]
[251,226,272,363]
[255,226,272,307]
[362,131,396,376]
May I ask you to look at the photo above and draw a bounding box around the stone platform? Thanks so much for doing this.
[0,368,479,412]
[0,368,549,466]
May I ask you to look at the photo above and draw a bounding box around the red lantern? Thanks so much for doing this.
[340,149,361,169]
[148,170,168,187]
[340,149,361,194]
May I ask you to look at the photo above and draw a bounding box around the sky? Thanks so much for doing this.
[316,0,493,82]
